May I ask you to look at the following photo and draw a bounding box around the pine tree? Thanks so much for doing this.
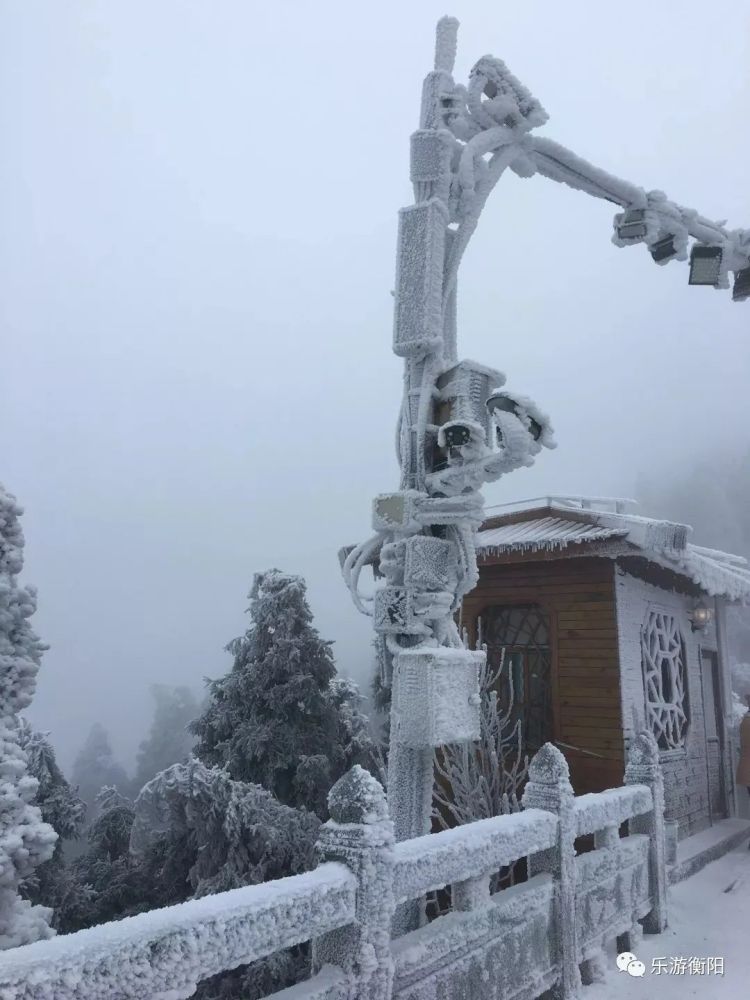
[192,570,374,818]
[133,684,198,794]
[71,723,129,815]
[134,760,320,1000]
[18,722,87,929]
[66,758,320,996]
[66,787,139,931]
[0,485,57,947]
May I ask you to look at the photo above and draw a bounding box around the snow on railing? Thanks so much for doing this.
[0,740,667,1000]
[392,808,557,901]
[574,784,653,837]
[0,865,356,1000]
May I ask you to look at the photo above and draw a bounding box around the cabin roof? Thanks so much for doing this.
[477,516,627,554]
[476,495,750,602]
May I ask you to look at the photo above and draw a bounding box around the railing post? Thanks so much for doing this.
[312,765,395,1000]
[522,743,580,1000]
[624,731,667,933]
[593,825,618,849]
[452,874,491,912]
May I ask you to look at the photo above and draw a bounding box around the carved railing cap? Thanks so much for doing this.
[628,731,659,768]
[527,742,571,786]
[328,765,388,825]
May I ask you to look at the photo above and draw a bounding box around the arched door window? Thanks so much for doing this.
[482,605,553,755]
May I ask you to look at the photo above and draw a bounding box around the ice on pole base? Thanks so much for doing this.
[390,647,483,748]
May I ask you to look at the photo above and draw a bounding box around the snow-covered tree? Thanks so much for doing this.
[327,676,376,777]
[132,684,198,794]
[192,570,374,818]
[133,760,320,1000]
[71,722,129,815]
[66,758,320,995]
[65,786,138,931]
[17,722,87,928]
[131,759,320,898]
[0,485,57,947]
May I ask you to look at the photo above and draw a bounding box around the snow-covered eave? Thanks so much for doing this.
[476,531,750,604]
[477,531,627,558]
[483,501,692,553]
[647,547,750,604]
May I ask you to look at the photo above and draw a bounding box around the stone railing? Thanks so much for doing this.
[0,733,666,1000]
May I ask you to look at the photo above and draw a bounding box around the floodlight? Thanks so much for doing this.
[615,208,648,243]
[486,394,543,441]
[688,245,723,286]
[732,266,750,302]
[649,235,678,264]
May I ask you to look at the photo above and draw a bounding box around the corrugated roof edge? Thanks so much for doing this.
[476,499,750,603]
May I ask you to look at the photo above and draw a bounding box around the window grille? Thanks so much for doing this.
[641,610,689,750]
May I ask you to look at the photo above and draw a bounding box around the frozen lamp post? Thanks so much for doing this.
[342,17,748,932]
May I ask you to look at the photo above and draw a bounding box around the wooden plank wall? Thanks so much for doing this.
[461,555,624,796]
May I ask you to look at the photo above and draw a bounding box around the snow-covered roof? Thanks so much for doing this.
[476,496,750,602]
[477,516,627,555]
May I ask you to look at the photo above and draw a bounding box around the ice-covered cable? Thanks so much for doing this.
[342,534,382,616]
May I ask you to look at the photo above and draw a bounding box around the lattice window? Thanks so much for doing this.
[483,604,552,755]
[641,610,689,750]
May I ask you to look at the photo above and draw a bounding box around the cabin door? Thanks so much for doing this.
[482,605,553,757]
[700,649,727,822]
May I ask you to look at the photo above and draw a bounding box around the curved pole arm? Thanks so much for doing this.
[530,136,742,249]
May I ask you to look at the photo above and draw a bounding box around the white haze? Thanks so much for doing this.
[1,0,748,771]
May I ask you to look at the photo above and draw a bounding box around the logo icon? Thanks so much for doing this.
[617,952,646,978]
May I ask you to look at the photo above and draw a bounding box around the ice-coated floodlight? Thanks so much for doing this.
[732,266,750,302]
[616,208,648,243]
[486,394,543,441]
[688,245,723,286]
[650,235,678,264]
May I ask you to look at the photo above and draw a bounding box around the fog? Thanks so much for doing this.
[2,0,748,773]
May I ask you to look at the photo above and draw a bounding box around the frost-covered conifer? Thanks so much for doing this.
[64,786,137,931]
[18,722,86,928]
[0,485,57,947]
[132,684,198,794]
[131,759,320,896]
[71,722,129,815]
[131,759,321,998]
[192,570,374,818]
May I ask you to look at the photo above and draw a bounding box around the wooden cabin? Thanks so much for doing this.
[460,495,750,839]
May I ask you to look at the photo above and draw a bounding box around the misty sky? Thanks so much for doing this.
[2,1,748,773]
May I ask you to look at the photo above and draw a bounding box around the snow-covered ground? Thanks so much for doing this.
[593,844,750,998]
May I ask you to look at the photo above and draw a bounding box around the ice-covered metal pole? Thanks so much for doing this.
[384,18,459,886]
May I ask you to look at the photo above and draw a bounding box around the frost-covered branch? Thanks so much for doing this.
[434,641,528,830]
